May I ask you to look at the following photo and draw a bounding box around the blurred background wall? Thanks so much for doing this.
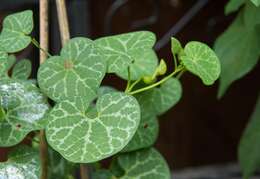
[0,0,259,170]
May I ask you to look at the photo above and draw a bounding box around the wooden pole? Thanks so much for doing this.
[39,0,49,179]
[55,1,88,179]
[56,0,70,46]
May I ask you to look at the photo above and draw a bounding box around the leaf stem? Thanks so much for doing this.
[173,54,178,70]
[125,67,131,92]
[127,78,142,93]
[31,38,52,57]
[129,66,184,95]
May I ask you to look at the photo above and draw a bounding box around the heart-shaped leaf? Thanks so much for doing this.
[122,116,159,152]
[0,52,10,77]
[180,41,221,85]
[95,31,158,80]
[171,37,182,55]
[0,10,33,53]
[136,78,182,117]
[112,148,171,179]
[0,79,49,146]
[251,0,260,6]
[46,92,140,163]
[38,37,106,104]
[91,170,114,179]
[0,145,40,179]
[0,121,27,147]
[12,59,32,80]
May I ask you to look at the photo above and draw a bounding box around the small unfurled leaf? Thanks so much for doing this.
[156,59,167,76]
[38,37,106,104]
[112,148,171,179]
[171,37,182,55]
[225,0,245,14]
[180,41,221,85]
[0,79,49,146]
[0,145,40,179]
[251,0,260,6]
[143,76,156,84]
[0,10,33,53]
[136,78,182,118]
[46,92,140,163]
[122,116,159,152]
[95,31,158,80]
[215,13,260,97]
[12,59,32,80]
[239,94,260,179]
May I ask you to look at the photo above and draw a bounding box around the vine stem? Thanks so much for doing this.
[55,1,88,178]
[129,67,184,95]
[39,0,49,179]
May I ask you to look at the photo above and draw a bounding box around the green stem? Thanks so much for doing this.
[127,78,142,93]
[173,54,178,70]
[176,69,186,79]
[125,67,131,92]
[129,66,184,95]
[31,38,52,57]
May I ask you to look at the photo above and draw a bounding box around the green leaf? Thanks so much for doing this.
[180,41,221,85]
[0,121,27,147]
[0,54,16,78]
[95,31,158,80]
[0,145,40,179]
[91,170,114,179]
[225,0,245,14]
[113,148,171,179]
[215,13,260,97]
[156,59,167,76]
[48,147,76,179]
[243,1,260,29]
[171,37,182,55]
[0,79,49,146]
[122,116,159,152]
[251,0,260,6]
[46,92,140,163]
[239,94,260,179]
[12,59,32,80]
[136,78,182,117]
[0,10,33,53]
[38,37,106,104]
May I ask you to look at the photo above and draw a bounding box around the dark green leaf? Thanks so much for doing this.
[12,59,32,80]
[239,94,260,179]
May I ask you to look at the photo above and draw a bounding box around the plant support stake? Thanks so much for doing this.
[39,0,49,179]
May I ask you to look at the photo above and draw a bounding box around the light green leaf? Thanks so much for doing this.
[95,31,158,80]
[0,10,33,53]
[46,92,140,163]
[225,0,245,14]
[136,78,182,117]
[12,59,32,80]
[239,94,260,179]
[38,37,106,104]
[0,54,15,79]
[113,148,171,179]
[122,116,159,152]
[215,14,260,97]
[251,0,260,6]
[0,79,49,146]
[0,145,40,179]
[48,147,76,179]
[180,41,221,85]
[171,37,182,55]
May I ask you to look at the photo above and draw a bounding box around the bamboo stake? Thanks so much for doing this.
[39,0,49,179]
[55,1,88,179]
[56,0,70,46]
